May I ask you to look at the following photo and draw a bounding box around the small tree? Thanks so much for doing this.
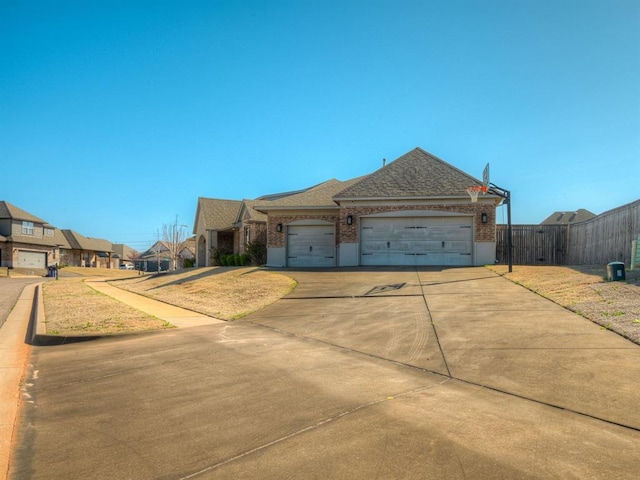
[161,216,189,270]
[246,240,267,266]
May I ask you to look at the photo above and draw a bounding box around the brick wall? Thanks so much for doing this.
[340,204,495,243]
[267,206,495,248]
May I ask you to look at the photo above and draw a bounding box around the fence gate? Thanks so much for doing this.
[496,225,567,265]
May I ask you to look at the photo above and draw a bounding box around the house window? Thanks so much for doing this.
[244,226,250,245]
[22,221,34,235]
[45,228,54,237]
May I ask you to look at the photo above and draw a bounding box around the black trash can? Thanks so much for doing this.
[607,262,625,281]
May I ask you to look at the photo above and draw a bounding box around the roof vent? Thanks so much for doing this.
[382,158,386,167]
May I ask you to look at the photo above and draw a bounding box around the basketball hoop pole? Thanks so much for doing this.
[487,183,513,273]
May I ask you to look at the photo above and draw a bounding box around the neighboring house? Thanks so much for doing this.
[541,209,596,225]
[136,241,172,272]
[136,238,195,271]
[0,200,120,270]
[59,230,115,268]
[256,147,502,267]
[0,201,58,269]
[178,237,196,268]
[112,243,139,268]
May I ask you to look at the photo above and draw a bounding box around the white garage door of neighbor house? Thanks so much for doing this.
[17,250,47,269]
[287,224,336,267]
[360,216,473,266]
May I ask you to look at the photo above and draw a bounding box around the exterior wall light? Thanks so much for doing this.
[276,223,283,232]
[346,215,353,225]
[481,213,488,224]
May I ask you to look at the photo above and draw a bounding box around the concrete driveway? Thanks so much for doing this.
[9,267,640,479]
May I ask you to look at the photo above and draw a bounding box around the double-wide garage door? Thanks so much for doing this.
[361,216,473,266]
[287,224,336,267]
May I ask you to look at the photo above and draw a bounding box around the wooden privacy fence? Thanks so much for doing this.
[565,199,640,265]
[496,225,567,265]
[496,198,640,266]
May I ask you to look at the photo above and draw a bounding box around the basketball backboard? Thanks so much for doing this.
[482,163,490,188]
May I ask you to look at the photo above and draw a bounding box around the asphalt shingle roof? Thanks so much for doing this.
[255,178,365,211]
[541,209,596,225]
[0,200,49,224]
[196,198,243,230]
[61,230,113,252]
[237,200,268,222]
[334,147,482,199]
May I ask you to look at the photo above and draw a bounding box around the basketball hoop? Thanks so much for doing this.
[465,185,488,203]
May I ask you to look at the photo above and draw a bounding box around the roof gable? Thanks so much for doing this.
[195,197,242,231]
[236,200,268,223]
[334,147,481,199]
[0,201,48,224]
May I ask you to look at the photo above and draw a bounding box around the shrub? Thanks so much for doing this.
[211,247,230,266]
[240,253,250,266]
[246,240,267,265]
[233,254,241,266]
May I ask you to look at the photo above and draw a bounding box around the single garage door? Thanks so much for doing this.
[17,250,47,269]
[361,216,473,266]
[287,224,336,267]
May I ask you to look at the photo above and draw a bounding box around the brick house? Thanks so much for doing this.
[1,200,127,271]
[0,201,59,270]
[256,148,502,267]
[58,230,115,268]
[193,187,315,267]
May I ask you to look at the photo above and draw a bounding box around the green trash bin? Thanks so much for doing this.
[607,262,625,281]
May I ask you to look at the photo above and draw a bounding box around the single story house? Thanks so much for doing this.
[59,230,115,268]
[255,148,502,267]
[193,148,502,268]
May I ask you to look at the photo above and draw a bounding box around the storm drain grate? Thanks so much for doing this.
[364,283,406,296]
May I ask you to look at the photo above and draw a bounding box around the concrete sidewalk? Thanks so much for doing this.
[83,278,224,328]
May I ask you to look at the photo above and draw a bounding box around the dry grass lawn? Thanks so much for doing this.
[42,278,173,336]
[111,267,297,320]
[42,266,296,336]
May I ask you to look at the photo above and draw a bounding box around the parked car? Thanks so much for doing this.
[119,264,135,270]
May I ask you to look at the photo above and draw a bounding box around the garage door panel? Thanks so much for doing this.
[361,216,473,266]
[17,251,47,268]
[287,225,336,268]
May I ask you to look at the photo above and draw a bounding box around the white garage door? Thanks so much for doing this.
[287,225,336,267]
[18,250,47,269]
[361,216,473,266]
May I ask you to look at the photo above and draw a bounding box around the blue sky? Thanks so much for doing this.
[2,0,638,251]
